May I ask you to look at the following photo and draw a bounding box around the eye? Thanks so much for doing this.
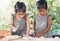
[18,14,20,15]
[41,10,45,12]
[18,14,24,15]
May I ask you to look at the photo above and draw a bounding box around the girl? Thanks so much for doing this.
[34,0,52,38]
[10,1,30,37]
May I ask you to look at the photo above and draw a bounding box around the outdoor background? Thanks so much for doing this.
[0,0,60,35]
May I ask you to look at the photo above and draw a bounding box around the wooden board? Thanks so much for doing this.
[0,36,60,41]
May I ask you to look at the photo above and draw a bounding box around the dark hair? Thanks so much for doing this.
[36,0,47,10]
[14,1,26,13]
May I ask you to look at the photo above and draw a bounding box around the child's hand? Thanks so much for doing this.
[12,27,17,32]
[25,34,30,37]
[23,35,33,39]
[36,33,43,38]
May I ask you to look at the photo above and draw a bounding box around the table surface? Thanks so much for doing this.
[0,35,60,41]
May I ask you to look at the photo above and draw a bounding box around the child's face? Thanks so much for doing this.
[16,11,25,18]
[37,8,47,16]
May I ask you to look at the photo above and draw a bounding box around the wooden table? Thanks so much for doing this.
[0,35,60,41]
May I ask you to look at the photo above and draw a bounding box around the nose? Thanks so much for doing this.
[40,12,44,14]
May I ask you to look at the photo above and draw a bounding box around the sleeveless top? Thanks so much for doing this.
[11,14,27,35]
[34,14,52,38]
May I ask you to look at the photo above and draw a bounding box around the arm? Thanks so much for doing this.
[36,16,52,38]
[10,15,17,32]
[10,15,18,29]
[33,19,36,36]
[10,15,15,29]
[26,16,30,37]
[33,14,36,36]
